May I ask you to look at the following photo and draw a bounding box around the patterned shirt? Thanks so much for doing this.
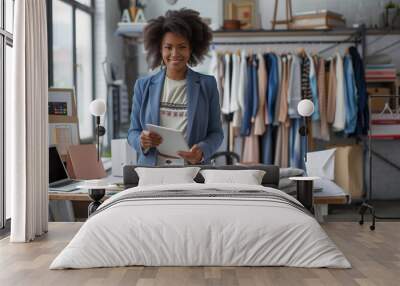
[157,76,188,166]
[159,77,188,136]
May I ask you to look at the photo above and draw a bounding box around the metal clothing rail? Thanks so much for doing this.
[211,40,358,45]
[211,26,366,55]
[360,94,400,230]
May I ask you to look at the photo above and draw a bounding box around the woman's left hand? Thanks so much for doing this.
[177,144,203,164]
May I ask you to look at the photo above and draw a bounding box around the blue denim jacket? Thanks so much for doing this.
[265,53,279,123]
[344,55,358,134]
[349,47,369,135]
[240,55,259,136]
[127,68,224,166]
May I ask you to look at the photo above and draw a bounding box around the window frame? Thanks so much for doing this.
[1,0,14,231]
[47,0,96,143]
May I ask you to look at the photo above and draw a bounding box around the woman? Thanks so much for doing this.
[128,9,224,166]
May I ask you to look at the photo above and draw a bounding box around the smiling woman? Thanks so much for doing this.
[127,9,223,166]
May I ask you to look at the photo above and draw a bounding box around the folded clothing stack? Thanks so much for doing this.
[365,64,397,82]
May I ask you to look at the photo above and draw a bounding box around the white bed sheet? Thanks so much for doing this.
[50,183,350,269]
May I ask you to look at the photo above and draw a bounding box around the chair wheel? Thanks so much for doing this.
[359,220,363,225]
[370,225,375,231]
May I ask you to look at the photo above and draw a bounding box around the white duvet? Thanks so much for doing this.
[50,183,351,269]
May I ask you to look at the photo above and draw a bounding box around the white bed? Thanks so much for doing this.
[50,183,351,269]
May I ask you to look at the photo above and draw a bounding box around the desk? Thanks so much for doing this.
[49,175,123,201]
[49,176,123,220]
[49,190,119,201]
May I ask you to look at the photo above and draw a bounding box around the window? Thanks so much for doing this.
[1,0,14,230]
[48,0,95,141]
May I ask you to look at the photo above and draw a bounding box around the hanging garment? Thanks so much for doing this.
[327,58,337,124]
[307,53,320,121]
[278,55,289,123]
[254,53,267,135]
[251,55,259,122]
[261,125,278,165]
[280,124,290,168]
[349,46,369,135]
[289,118,303,169]
[287,54,302,118]
[343,55,358,135]
[278,56,291,168]
[274,56,287,166]
[209,50,224,106]
[311,58,322,140]
[232,50,247,128]
[264,53,279,123]
[240,57,254,136]
[318,58,330,140]
[230,53,241,114]
[221,53,231,114]
[333,53,346,132]
[301,56,312,100]
[274,125,282,166]
[242,125,260,164]
[274,55,283,125]
[218,54,225,108]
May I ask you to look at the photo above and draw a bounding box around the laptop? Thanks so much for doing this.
[49,145,82,191]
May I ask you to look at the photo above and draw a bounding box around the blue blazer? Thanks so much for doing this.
[127,68,224,166]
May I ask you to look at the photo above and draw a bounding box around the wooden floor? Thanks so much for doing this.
[1,222,399,286]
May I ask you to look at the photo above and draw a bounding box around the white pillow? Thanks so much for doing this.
[135,167,200,186]
[306,148,336,180]
[200,169,266,185]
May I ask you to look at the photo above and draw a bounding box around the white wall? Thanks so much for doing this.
[136,0,400,73]
[95,0,124,147]
[144,0,223,29]
[261,0,400,30]
[143,0,400,30]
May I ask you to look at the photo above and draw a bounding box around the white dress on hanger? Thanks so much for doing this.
[232,50,247,128]
[221,53,231,114]
[333,53,346,131]
[230,53,240,113]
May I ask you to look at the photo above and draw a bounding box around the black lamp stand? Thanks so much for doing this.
[95,116,106,162]
[299,116,308,165]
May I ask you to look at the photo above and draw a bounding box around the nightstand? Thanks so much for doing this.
[289,176,320,212]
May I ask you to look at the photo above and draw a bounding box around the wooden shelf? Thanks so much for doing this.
[212,28,400,38]
[116,23,400,39]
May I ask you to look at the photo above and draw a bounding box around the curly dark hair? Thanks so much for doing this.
[143,8,213,69]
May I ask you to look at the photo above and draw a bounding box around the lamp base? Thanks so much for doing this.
[296,180,313,212]
[88,188,106,216]
[298,125,308,136]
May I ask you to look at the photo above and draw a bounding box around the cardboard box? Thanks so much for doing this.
[367,87,392,113]
[289,10,346,30]
[332,145,364,199]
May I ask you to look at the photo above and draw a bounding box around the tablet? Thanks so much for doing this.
[146,124,189,158]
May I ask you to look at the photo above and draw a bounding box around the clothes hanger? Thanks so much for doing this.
[380,102,393,115]
[297,47,306,57]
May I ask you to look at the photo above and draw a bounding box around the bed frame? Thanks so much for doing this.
[123,165,280,189]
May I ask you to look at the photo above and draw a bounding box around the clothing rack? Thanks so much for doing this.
[212,25,366,53]
[212,40,359,46]
[212,26,367,166]
[360,94,400,230]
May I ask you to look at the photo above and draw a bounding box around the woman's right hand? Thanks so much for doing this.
[140,130,163,149]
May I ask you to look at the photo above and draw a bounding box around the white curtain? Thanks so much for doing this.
[7,0,48,242]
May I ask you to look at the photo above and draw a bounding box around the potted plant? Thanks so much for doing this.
[385,1,399,27]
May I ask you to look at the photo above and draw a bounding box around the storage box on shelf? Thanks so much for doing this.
[367,75,400,139]
[289,10,346,30]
